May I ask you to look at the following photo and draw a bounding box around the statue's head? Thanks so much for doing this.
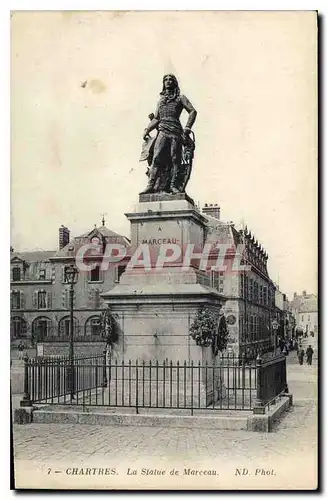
[161,74,180,95]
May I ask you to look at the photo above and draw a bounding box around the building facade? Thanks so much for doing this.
[201,204,276,358]
[274,289,295,342]
[11,206,281,360]
[291,291,318,335]
[10,222,130,345]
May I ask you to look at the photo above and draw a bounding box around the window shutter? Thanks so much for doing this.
[59,320,64,336]
[95,289,100,309]
[22,319,27,336]
[61,289,68,308]
[20,291,25,309]
[47,292,52,309]
[32,290,38,308]
[88,289,94,308]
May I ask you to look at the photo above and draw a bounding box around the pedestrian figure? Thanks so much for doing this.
[18,341,24,360]
[282,344,289,356]
[306,345,314,365]
[298,347,305,366]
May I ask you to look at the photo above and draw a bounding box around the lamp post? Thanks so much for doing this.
[65,264,79,401]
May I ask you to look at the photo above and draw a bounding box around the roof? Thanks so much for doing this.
[78,226,127,239]
[204,217,235,244]
[11,251,56,263]
[291,293,317,311]
[52,225,130,259]
[298,298,318,313]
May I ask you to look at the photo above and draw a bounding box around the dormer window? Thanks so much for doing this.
[13,267,21,281]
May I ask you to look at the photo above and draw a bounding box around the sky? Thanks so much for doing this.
[10,11,317,300]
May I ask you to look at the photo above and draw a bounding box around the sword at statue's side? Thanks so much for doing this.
[139,113,159,167]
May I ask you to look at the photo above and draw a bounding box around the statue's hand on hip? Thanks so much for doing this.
[143,129,151,141]
[183,127,191,142]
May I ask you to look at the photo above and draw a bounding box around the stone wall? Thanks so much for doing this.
[38,342,105,357]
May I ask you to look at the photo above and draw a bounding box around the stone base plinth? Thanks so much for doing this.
[102,280,224,363]
[125,195,207,253]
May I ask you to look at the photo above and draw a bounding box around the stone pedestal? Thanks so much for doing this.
[126,193,206,259]
[101,194,226,407]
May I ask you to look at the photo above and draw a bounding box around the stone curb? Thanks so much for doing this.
[32,409,249,431]
[247,394,292,432]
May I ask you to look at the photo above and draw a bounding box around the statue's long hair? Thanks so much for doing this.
[160,74,180,102]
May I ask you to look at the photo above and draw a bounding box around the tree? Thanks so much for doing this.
[100,308,118,348]
[212,315,229,356]
[190,307,230,354]
[190,307,218,347]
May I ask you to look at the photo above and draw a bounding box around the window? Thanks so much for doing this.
[63,319,70,336]
[209,271,219,290]
[38,291,47,309]
[32,317,51,340]
[219,272,224,293]
[63,266,69,283]
[39,269,46,280]
[91,318,101,335]
[308,315,310,321]
[90,265,100,282]
[13,267,21,281]
[85,316,101,336]
[302,315,304,322]
[11,291,21,309]
[11,317,27,338]
[263,286,267,306]
[58,316,78,336]
[114,265,125,283]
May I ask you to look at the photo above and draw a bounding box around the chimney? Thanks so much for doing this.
[302,290,306,297]
[202,203,220,220]
[294,292,297,299]
[59,225,70,249]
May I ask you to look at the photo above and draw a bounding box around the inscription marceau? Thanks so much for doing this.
[142,238,180,245]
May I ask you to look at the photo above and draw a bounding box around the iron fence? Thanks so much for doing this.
[21,353,106,405]
[21,352,288,414]
[254,354,288,413]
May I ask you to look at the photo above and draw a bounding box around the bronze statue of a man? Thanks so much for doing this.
[140,74,197,195]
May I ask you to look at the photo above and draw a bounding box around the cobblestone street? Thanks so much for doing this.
[12,354,317,490]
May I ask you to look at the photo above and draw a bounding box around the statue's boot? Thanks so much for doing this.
[169,164,181,194]
[140,167,158,194]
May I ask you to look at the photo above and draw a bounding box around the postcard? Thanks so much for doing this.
[11,10,318,490]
